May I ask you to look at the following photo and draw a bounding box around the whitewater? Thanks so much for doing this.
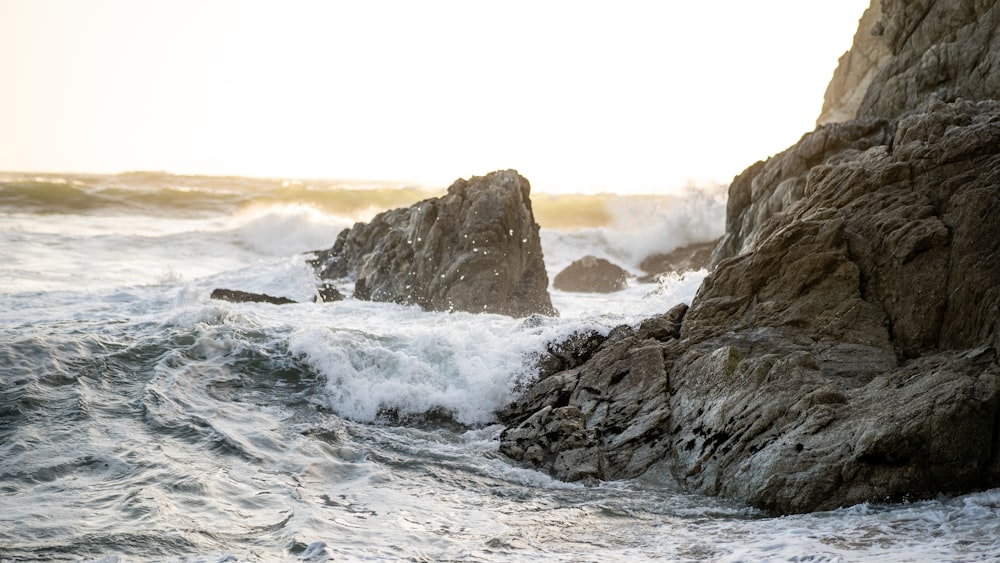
[1,173,998,562]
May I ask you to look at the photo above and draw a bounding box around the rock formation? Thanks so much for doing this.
[817,1,891,125]
[499,1,1000,514]
[210,284,344,305]
[819,0,1000,125]
[311,169,556,317]
[210,288,297,305]
[552,256,629,293]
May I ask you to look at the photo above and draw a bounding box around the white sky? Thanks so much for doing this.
[0,0,870,194]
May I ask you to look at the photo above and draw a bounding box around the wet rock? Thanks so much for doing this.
[552,255,629,293]
[210,288,297,305]
[311,170,556,317]
[532,329,609,381]
[315,283,344,303]
[499,334,675,483]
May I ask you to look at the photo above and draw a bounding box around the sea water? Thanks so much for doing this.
[1,173,998,562]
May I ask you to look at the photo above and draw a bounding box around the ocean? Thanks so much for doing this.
[1,172,998,562]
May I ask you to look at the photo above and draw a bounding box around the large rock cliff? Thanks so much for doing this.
[499,1,1000,514]
[312,169,556,317]
[819,0,1000,125]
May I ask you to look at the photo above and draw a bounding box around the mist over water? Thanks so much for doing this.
[1,172,998,561]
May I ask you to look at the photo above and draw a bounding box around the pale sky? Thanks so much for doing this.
[0,0,870,194]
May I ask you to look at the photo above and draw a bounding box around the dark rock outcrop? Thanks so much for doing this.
[311,170,556,317]
[712,118,894,263]
[500,304,688,483]
[316,283,345,303]
[211,284,343,305]
[552,256,629,293]
[499,0,1000,513]
[210,288,297,305]
[502,99,1000,514]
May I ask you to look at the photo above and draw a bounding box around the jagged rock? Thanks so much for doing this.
[211,284,343,305]
[532,329,609,381]
[210,288,297,305]
[316,283,344,303]
[819,0,1000,124]
[712,117,894,263]
[637,240,717,283]
[499,99,1000,513]
[552,256,628,293]
[729,0,1000,263]
[500,329,678,483]
[817,1,892,125]
[311,170,556,317]
[499,304,687,481]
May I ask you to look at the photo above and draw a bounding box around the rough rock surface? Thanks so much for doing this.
[500,97,1000,513]
[311,170,556,317]
[499,305,687,483]
[552,256,629,293]
[819,0,1000,124]
[817,1,891,125]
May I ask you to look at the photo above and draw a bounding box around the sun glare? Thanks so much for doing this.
[0,0,870,193]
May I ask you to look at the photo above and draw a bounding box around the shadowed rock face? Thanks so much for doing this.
[498,0,1000,513]
[312,169,556,317]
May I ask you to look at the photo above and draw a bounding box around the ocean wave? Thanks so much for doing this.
[0,172,441,220]
[541,184,727,273]
[0,179,112,212]
[232,204,351,256]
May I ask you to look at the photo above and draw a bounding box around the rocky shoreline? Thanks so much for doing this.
[306,0,1000,514]
[498,0,1000,514]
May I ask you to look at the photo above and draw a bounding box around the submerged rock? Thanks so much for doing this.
[552,256,628,293]
[498,0,1000,513]
[211,285,343,305]
[311,169,556,317]
[315,283,345,303]
[210,288,297,305]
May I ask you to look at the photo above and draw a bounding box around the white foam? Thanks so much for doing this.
[281,266,704,426]
[287,304,537,425]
